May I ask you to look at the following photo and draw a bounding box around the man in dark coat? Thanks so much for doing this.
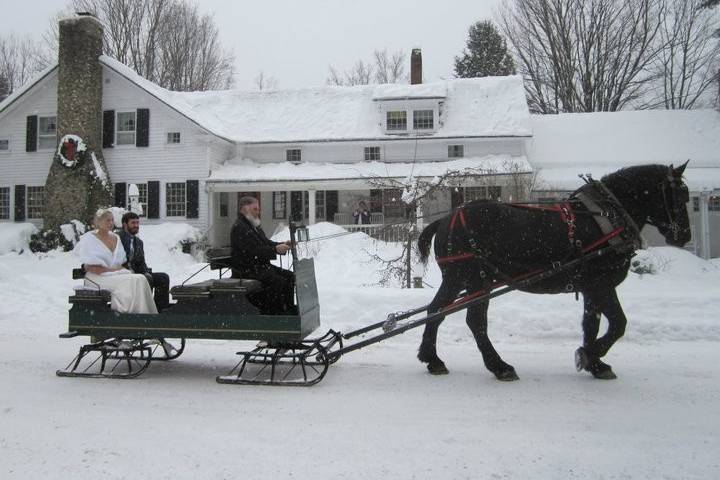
[230,196,295,315]
[119,212,170,310]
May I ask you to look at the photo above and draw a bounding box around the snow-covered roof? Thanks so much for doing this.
[372,83,448,100]
[207,155,531,184]
[1,56,530,143]
[101,56,531,143]
[529,109,720,192]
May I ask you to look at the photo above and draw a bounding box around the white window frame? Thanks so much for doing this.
[38,116,57,150]
[166,132,181,144]
[413,109,434,130]
[26,186,44,219]
[364,146,381,161]
[386,111,407,131]
[0,187,10,220]
[0,139,9,152]
[165,182,186,217]
[273,192,287,219]
[116,111,137,146]
[286,148,302,163]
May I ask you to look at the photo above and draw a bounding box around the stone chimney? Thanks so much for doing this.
[44,13,113,231]
[411,48,422,85]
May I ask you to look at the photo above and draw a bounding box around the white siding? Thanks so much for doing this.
[0,70,59,225]
[102,67,233,231]
[241,137,525,166]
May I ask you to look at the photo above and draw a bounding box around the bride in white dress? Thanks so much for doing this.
[75,209,158,314]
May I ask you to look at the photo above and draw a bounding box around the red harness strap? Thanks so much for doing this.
[436,253,475,265]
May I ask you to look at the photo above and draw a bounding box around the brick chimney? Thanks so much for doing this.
[44,13,113,230]
[411,48,422,85]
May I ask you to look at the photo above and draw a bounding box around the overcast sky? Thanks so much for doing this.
[0,0,501,90]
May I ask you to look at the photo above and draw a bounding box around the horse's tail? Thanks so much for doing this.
[418,219,441,265]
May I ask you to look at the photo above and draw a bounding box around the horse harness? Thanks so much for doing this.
[436,179,644,293]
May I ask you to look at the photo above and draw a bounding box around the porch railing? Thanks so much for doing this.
[338,223,413,243]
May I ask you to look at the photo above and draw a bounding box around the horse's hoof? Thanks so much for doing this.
[427,361,449,375]
[495,368,519,382]
[575,347,588,372]
[591,364,617,380]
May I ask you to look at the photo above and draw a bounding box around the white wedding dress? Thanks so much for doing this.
[75,231,158,314]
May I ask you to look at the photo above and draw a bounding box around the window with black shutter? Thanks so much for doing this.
[25,116,37,152]
[186,180,199,218]
[103,110,115,148]
[14,185,25,221]
[136,108,150,147]
[114,182,127,208]
[147,181,160,218]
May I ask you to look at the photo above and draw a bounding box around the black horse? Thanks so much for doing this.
[417,163,691,380]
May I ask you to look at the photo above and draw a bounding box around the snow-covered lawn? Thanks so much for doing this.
[1,223,719,479]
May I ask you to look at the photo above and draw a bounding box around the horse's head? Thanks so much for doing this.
[645,161,691,247]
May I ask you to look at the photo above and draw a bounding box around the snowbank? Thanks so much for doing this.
[0,223,38,254]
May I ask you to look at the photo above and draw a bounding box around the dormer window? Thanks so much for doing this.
[286,148,302,163]
[413,110,434,130]
[386,111,407,131]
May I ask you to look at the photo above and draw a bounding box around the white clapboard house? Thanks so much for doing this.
[0,16,533,248]
[1,14,718,256]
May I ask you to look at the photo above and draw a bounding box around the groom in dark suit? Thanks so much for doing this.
[119,212,170,310]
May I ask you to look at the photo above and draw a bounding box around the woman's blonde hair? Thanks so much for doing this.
[93,208,114,229]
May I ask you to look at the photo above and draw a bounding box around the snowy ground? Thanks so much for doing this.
[1,222,719,479]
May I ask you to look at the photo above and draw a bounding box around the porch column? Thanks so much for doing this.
[308,189,316,225]
[699,191,711,260]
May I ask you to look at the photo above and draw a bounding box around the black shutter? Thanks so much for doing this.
[147,181,160,219]
[325,190,338,222]
[25,116,37,152]
[114,182,127,208]
[136,108,150,147]
[186,180,199,219]
[103,110,115,148]
[14,185,25,221]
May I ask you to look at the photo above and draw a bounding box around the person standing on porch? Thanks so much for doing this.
[353,200,370,225]
[230,196,295,315]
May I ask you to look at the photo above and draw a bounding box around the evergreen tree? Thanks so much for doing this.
[454,20,515,78]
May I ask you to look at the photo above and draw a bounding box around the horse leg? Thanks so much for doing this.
[417,277,459,375]
[576,289,627,380]
[465,287,518,381]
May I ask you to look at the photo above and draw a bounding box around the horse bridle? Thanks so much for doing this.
[646,170,688,242]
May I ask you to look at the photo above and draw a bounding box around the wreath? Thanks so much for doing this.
[57,134,88,169]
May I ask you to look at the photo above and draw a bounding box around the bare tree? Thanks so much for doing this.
[373,49,407,83]
[327,49,407,86]
[44,0,235,91]
[154,1,234,91]
[0,34,49,98]
[498,0,666,113]
[645,0,720,109]
[254,71,278,91]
